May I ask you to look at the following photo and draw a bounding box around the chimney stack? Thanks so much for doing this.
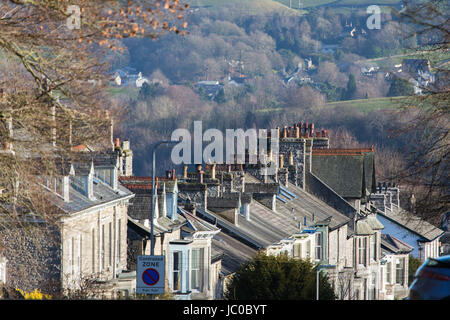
[279,153,285,168]
[197,164,204,184]
[282,126,288,138]
[289,151,294,166]
[211,162,216,179]
[183,165,188,179]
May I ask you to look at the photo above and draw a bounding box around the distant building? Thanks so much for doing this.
[195,81,223,100]
[401,59,436,94]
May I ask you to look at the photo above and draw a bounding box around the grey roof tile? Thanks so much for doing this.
[378,209,444,241]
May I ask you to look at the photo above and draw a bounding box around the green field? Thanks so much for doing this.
[326,96,407,113]
[107,86,139,100]
[187,0,401,16]
[187,0,300,14]
[256,96,408,115]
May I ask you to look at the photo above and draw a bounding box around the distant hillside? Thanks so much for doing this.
[188,0,401,11]
[186,0,301,14]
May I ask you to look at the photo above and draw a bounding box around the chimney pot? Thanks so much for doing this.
[310,123,314,136]
[172,168,176,180]
[295,126,300,138]
[183,165,188,179]
[211,162,216,179]
[279,154,285,168]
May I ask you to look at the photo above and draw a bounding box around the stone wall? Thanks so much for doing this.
[0,223,62,295]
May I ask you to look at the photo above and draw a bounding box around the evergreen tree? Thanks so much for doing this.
[224,253,336,300]
[343,74,357,100]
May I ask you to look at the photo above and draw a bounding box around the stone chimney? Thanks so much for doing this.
[183,165,188,179]
[121,140,133,177]
[211,163,216,180]
[197,164,204,184]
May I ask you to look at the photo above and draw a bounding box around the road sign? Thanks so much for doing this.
[136,255,165,295]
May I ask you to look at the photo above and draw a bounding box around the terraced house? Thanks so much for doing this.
[0,135,135,297]
[170,122,388,300]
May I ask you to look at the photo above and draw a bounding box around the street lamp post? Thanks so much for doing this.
[316,264,335,300]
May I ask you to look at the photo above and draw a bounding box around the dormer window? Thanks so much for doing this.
[95,167,118,190]
[43,176,68,201]
[71,174,87,196]
[95,168,112,186]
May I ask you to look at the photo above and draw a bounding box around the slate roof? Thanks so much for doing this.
[276,182,351,231]
[355,220,375,236]
[178,207,220,234]
[50,180,134,215]
[127,216,166,239]
[377,209,444,242]
[311,148,376,199]
[236,201,299,247]
[211,231,258,275]
[381,234,414,255]
[119,177,177,221]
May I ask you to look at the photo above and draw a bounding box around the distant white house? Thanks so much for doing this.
[111,68,149,88]
[135,72,149,88]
